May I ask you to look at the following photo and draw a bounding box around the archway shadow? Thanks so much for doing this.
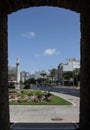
[10,122,79,130]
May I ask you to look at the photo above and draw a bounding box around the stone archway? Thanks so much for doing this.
[0,0,90,130]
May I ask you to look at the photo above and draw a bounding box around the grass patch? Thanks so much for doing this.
[9,90,72,105]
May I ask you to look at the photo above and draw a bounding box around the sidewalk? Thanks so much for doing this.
[9,91,80,123]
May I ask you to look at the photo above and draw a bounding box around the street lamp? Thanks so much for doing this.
[71,60,74,88]
[74,71,78,87]
[73,71,74,88]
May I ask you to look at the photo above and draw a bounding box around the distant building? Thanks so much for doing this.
[8,66,17,88]
[20,71,30,82]
[35,70,50,79]
[63,58,80,71]
[8,66,17,82]
[30,74,35,79]
[57,58,80,84]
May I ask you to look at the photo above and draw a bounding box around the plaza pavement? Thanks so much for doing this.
[9,91,80,123]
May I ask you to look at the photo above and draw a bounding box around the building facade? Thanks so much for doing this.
[8,66,17,82]
[57,58,80,84]
[35,70,50,79]
[20,71,30,82]
[63,58,80,71]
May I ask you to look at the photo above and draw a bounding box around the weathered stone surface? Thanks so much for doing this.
[80,7,90,130]
[0,0,90,130]
[0,0,81,14]
[0,12,10,130]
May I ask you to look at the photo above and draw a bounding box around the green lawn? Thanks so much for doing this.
[9,90,72,105]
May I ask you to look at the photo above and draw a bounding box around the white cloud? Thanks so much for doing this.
[44,49,59,56]
[21,31,36,39]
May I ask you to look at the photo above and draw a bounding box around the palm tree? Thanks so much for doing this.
[63,71,73,80]
[73,68,80,87]
[63,71,73,86]
[40,72,46,79]
[50,68,56,81]
[40,72,47,88]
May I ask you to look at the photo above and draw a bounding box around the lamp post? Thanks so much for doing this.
[73,71,74,88]
[71,60,74,88]
[74,70,79,87]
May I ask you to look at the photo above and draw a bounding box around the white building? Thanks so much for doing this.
[20,71,30,82]
[63,58,80,71]
[57,58,80,84]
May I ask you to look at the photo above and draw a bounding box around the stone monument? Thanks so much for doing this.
[16,57,20,90]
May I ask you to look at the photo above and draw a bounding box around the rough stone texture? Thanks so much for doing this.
[0,12,10,130]
[80,7,90,130]
[0,0,90,130]
[0,0,81,14]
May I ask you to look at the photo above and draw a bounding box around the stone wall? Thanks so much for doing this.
[0,0,80,14]
[80,7,90,129]
[0,12,10,130]
[0,0,90,130]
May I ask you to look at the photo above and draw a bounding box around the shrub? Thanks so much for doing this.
[27,92,33,97]
[35,91,43,98]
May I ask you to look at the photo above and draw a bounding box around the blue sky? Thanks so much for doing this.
[8,7,80,74]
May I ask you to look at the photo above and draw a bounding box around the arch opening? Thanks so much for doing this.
[8,6,80,124]
[1,1,90,130]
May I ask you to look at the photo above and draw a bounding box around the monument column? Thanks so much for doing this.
[0,12,10,130]
[16,57,20,90]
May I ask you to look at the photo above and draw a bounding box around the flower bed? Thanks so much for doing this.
[9,90,72,105]
[9,91,52,103]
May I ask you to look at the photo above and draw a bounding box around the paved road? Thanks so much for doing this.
[9,87,80,123]
[31,85,80,97]
[52,86,80,97]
